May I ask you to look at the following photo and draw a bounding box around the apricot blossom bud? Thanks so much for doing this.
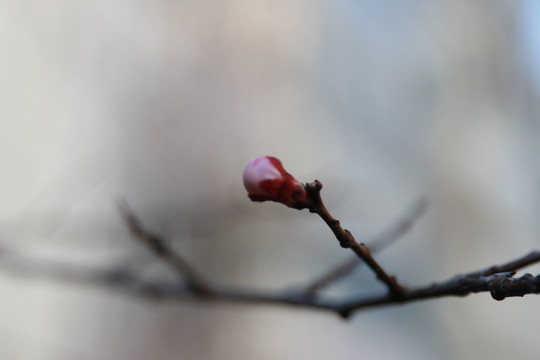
[243,156,307,209]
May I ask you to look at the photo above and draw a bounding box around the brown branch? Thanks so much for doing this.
[336,257,540,318]
[0,183,538,320]
[305,180,405,297]
[302,198,427,296]
[117,200,211,295]
[0,247,538,319]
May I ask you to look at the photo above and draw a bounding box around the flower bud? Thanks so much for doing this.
[243,156,307,209]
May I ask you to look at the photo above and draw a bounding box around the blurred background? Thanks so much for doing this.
[1,0,540,359]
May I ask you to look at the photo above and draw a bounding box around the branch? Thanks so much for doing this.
[117,200,211,295]
[468,250,540,277]
[0,247,538,319]
[336,251,540,317]
[302,198,427,296]
[305,180,405,296]
[0,176,538,319]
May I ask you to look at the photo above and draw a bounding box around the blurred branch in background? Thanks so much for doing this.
[118,200,211,295]
[0,185,538,319]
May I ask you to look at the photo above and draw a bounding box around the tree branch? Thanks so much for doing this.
[0,247,538,319]
[117,200,211,295]
[302,198,427,296]
[305,180,405,296]
[0,181,538,320]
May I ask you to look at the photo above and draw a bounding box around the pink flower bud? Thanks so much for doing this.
[243,156,307,209]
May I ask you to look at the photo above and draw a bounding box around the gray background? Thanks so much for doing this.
[1,1,539,359]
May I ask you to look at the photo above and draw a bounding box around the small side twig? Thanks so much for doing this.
[302,198,427,296]
[117,200,211,295]
[305,180,405,297]
[467,250,540,277]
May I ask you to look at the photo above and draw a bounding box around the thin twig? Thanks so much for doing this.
[117,200,211,294]
[302,199,427,296]
[468,250,540,277]
[305,181,405,296]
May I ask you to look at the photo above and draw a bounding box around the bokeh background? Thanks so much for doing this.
[1,1,540,359]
